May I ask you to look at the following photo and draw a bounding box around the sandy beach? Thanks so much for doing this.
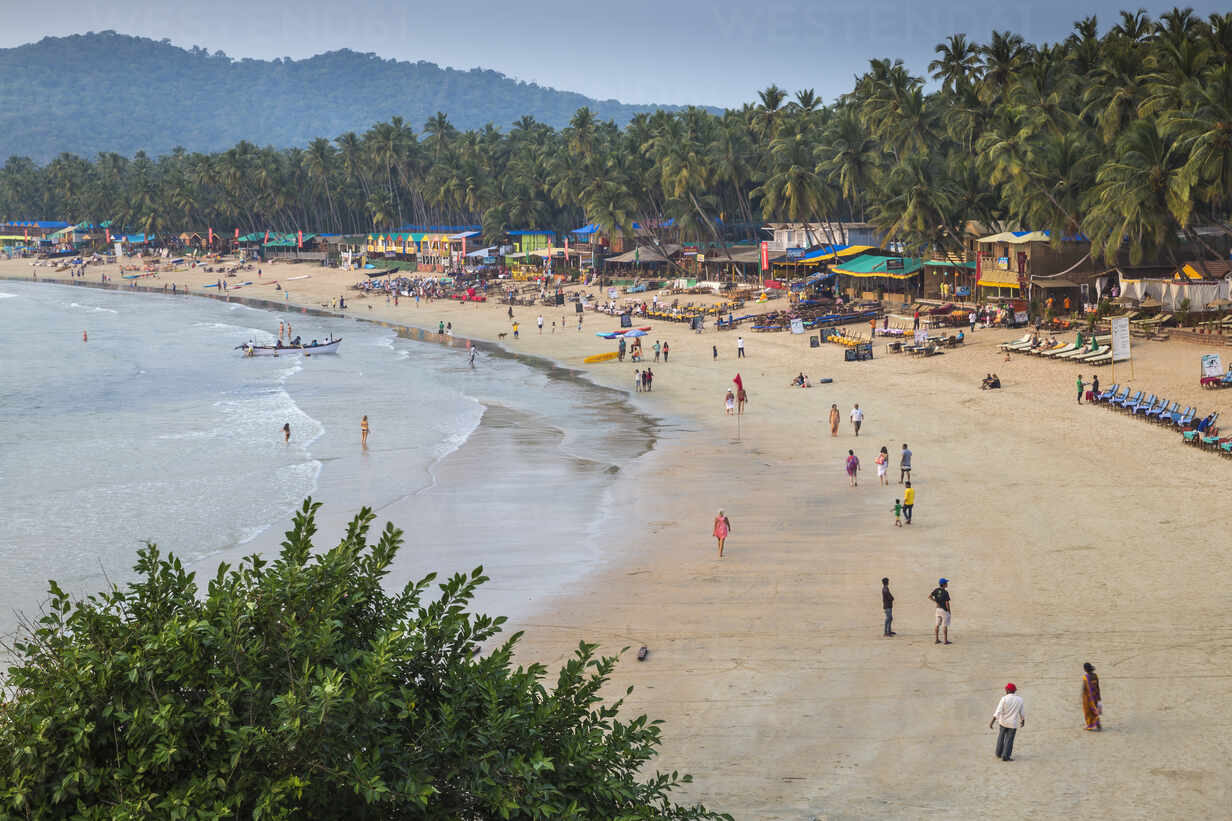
[5,257,1231,819]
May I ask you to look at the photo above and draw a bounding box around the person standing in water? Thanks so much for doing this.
[713,509,731,558]
[282,423,290,443]
[361,415,370,447]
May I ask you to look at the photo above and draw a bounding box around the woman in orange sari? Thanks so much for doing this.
[1082,662,1102,730]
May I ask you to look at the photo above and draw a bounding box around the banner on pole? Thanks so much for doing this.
[760,241,770,272]
[1110,316,1131,362]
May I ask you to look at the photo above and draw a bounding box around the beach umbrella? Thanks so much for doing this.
[1139,296,1162,309]
[1114,295,1139,306]
[624,328,647,337]
[1206,298,1232,309]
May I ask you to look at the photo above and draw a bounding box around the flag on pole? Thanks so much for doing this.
[733,373,743,391]
[264,230,270,244]
[234,227,239,240]
[105,228,111,242]
[208,227,213,244]
[297,230,303,249]
[760,241,770,272]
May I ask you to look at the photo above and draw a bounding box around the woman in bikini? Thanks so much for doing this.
[361,415,370,446]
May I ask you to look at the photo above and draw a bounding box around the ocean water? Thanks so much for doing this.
[0,281,654,632]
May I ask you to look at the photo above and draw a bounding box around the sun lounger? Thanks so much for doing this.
[1072,345,1111,362]
[1096,383,1120,402]
[1041,343,1078,358]
[1103,385,1130,405]
[1182,429,1201,443]
[1148,400,1177,422]
[1131,394,1159,415]
[1172,407,1196,428]
[999,333,1031,350]
[1112,389,1142,409]
[1085,352,1113,366]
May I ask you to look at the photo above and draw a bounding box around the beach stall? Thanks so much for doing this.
[830,254,924,303]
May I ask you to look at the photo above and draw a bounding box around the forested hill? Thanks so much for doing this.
[0,32,707,162]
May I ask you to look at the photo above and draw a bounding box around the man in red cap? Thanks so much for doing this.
[990,683,1026,761]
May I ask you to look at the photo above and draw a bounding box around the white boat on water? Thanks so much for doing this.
[238,338,342,356]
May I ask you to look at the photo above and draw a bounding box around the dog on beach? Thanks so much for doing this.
[497,332,507,340]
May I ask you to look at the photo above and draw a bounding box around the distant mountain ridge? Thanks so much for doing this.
[0,32,713,162]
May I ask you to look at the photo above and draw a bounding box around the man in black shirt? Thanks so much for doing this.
[882,578,896,636]
[930,578,952,644]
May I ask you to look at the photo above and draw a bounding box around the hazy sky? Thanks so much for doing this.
[4,0,1225,107]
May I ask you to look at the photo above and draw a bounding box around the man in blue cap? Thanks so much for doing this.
[930,578,951,644]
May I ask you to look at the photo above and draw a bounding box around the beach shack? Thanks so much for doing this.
[976,230,1090,299]
[830,254,924,303]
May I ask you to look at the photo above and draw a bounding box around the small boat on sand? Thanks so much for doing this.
[237,338,342,356]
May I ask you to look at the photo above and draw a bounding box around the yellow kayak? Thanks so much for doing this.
[583,351,620,364]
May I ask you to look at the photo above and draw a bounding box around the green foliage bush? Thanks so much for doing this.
[0,500,727,820]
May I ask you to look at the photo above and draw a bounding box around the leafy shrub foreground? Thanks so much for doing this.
[0,500,727,820]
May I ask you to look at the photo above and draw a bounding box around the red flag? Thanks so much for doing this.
[760,241,770,272]
[105,228,111,242]
[24,228,29,240]
[264,230,270,244]
[733,373,743,391]
[234,227,239,239]
[208,227,213,244]
[297,230,303,249]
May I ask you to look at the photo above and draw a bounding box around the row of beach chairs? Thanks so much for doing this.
[1095,387,1231,456]
[1095,384,1196,426]
[999,332,1112,365]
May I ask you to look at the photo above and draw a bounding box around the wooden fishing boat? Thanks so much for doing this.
[237,338,342,356]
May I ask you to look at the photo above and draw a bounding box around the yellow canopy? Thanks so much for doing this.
[977,276,1021,288]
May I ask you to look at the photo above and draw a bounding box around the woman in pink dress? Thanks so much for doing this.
[713,509,731,558]
[846,450,860,487]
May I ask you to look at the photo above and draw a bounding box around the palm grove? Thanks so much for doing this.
[3,9,1231,267]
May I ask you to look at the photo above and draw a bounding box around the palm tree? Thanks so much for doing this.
[979,30,1028,104]
[929,34,981,95]
[1083,119,1185,264]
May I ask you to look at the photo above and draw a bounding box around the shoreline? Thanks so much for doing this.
[6,263,1232,818]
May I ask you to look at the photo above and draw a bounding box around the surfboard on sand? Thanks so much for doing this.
[583,351,620,364]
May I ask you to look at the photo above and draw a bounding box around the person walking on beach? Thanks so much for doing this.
[1082,663,1103,731]
[899,443,912,484]
[893,499,903,527]
[930,578,951,644]
[618,337,626,361]
[662,341,669,361]
[903,482,915,524]
[713,344,718,361]
[850,403,864,436]
[875,446,889,485]
[737,336,745,358]
[736,385,748,415]
[469,347,477,368]
[578,315,583,333]
[725,389,735,415]
[654,340,661,361]
[1076,373,1085,404]
[828,404,840,436]
[712,509,732,557]
[634,369,642,393]
[537,315,544,334]
[913,309,920,330]
[508,305,514,319]
[846,449,860,486]
[882,578,896,636]
[645,368,653,392]
[969,310,977,332]
[990,683,1026,761]
[513,321,520,339]
[282,423,290,443]
[361,415,370,447]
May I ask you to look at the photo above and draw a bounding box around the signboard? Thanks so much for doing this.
[1201,353,1223,378]
[914,329,928,345]
[760,241,770,272]
[785,248,804,261]
[620,313,632,328]
[790,318,805,334]
[1110,316,1131,362]
[885,257,904,271]
[697,254,706,263]
[1014,311,1028,325]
